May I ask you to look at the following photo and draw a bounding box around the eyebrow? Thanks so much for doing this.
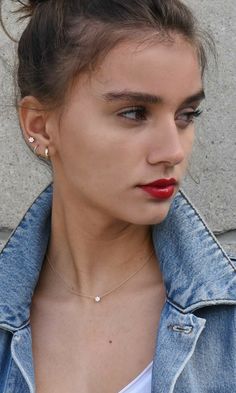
[103,91,161,104]
[102,89,205,106]
[181,90,205,106]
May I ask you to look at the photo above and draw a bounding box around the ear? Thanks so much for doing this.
[18,96,56,157]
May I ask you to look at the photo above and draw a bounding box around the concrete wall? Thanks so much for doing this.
[0,1,235,255]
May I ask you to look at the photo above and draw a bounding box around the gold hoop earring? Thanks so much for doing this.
[45,147,50,160]
[33,145,39,155]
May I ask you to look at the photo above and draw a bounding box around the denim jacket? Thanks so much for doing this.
[0,182,235,393]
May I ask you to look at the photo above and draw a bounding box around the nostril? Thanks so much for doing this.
[146,124,188,166]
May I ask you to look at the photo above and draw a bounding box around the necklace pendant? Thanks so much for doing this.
[94,296,101,303]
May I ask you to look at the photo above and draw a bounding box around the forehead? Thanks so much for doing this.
[89,34,202,104]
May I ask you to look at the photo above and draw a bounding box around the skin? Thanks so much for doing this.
[19,33,205,392]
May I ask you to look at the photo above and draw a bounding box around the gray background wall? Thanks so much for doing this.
[0,1,236,255]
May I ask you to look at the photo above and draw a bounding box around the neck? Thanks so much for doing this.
[38,187,159,300]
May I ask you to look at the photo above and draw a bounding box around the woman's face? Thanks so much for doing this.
[49,34,204,225]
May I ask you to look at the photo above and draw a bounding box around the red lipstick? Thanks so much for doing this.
[138,178,177,200]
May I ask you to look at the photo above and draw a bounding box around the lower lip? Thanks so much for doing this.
[139,185,176,199]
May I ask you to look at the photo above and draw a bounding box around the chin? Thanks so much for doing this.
[133,215,169,226]
[126,204,172,226]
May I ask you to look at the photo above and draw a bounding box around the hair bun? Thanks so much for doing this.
[16,0,47,18]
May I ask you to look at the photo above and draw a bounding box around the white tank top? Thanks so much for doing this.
[118,361,153,393]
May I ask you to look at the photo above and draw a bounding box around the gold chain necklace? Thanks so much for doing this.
[45,250,154,303]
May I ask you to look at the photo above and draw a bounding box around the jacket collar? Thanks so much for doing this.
[0,183,52,331]
[152,190,236,313]
[0,182,235,330]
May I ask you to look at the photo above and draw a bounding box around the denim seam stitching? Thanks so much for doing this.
[0,320,30,334]
[11,338,34,393]
[180,188,236,272]
[169,320,206,393]
[3,353,14,393]
[166,297,236,314]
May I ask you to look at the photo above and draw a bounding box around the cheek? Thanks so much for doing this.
[57,120,135,193]
[58,104,144,175]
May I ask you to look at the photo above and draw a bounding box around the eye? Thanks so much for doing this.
[176,108,203,128]
[117,106,148,121]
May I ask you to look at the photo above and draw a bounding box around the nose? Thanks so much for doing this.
[146,119,185,167]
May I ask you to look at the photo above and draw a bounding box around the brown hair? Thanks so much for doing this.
[3,0,214,109]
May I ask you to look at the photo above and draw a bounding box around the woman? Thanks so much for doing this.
[0,0,235,392]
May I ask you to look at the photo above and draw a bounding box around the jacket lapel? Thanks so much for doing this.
[151,302,206,393]
[4,326,35,393]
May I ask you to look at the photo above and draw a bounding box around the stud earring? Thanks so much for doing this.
[28,136,35,143]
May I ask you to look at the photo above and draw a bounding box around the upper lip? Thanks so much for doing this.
[140,178,177,187]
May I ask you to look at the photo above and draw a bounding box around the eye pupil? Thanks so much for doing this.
[119,107,147,121]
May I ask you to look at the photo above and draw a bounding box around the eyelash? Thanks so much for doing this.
[118,107,148,121]
[118,106,203,123]
[177,109,203,124]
